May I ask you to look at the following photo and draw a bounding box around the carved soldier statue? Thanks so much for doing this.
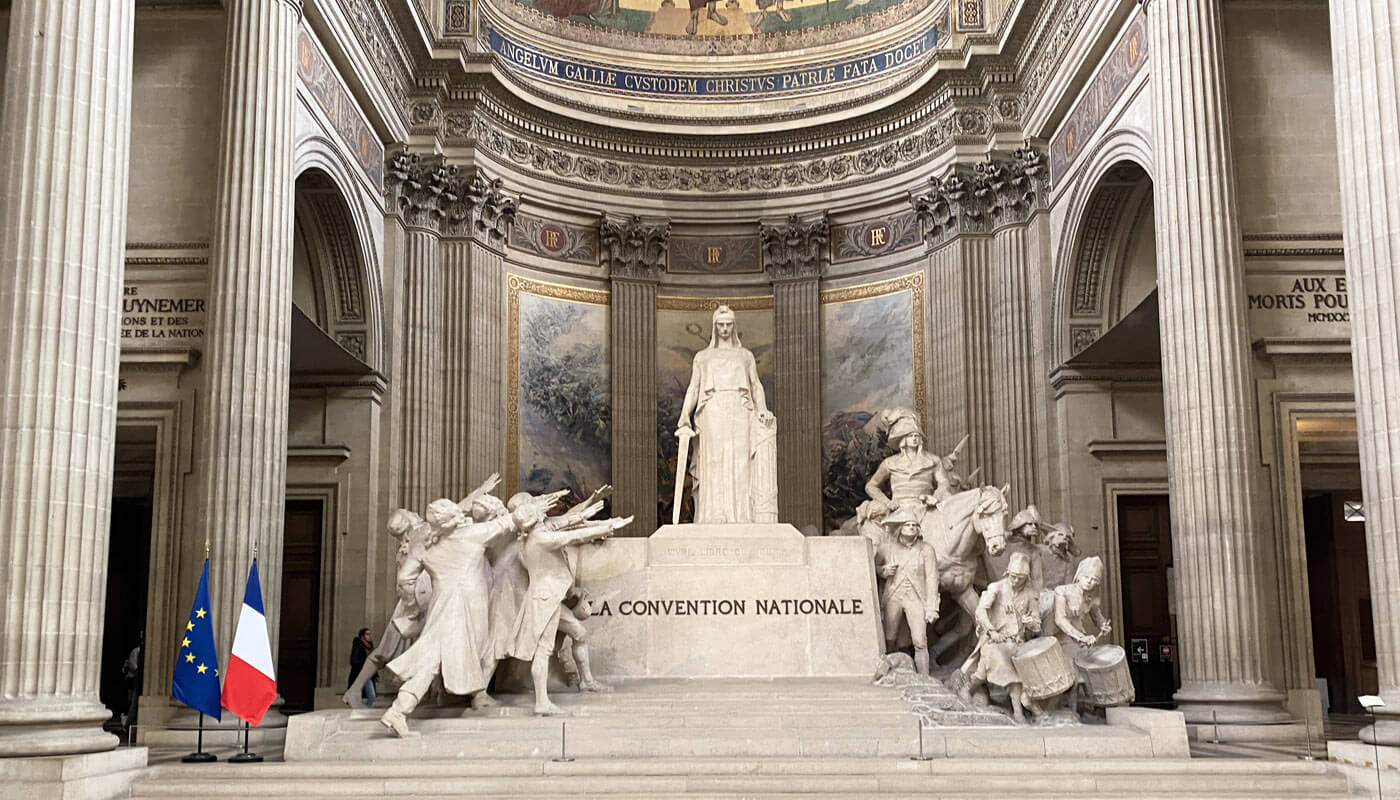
[874,508,940,676]
[504,492,633,715]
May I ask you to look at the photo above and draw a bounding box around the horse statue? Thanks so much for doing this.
[920,483,1010,661]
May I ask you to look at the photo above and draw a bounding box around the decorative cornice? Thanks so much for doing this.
[761,214,830,281]
[600,214,670,280]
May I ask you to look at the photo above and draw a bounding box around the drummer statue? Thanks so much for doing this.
[1052,556,1114,713]
[958,551,1040,723]
[873,508,940,676]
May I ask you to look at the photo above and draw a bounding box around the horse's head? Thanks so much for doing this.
[972,484,1011,556]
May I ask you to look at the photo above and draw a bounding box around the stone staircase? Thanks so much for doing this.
[128,757,1356,799]
[126,679,1358,798]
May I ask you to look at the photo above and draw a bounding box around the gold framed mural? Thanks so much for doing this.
[506,274,612,500]
[819,271,927,531]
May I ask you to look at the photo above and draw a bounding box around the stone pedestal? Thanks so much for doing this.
[575,524,882,678]
[0,748,148,800]
[1328,0,1400,748]
[0,0,134,757]
[1146,0,1287,727]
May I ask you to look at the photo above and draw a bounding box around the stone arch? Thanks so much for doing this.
[1051,128,1156,365]
[293,139,385,372]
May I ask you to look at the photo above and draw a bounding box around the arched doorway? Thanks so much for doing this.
[277,168,383,712]
[1052,160,1179,707]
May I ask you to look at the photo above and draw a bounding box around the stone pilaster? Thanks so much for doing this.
[762,214,828,533]
[465,176,516,487]
[602,215,670,533]
[441,231,472,500]
[986,146,1049,509]
[1328,0,1400,746]
[0,0,134,757]
[385,152,451,509]
[913,175,996,477]
[1146,0,1287,725]
[191,0,303,675]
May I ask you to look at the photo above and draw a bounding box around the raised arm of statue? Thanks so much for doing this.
[533,516,633,550]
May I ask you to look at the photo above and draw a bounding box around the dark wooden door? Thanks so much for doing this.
[1116,494,1178,705]
[279,500,323,713]
[1305,491,1377,713]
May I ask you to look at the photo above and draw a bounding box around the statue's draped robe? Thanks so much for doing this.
[689,346,764,523]
[387,515,514,695]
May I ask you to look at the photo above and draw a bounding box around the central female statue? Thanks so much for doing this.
[675,305,778,524]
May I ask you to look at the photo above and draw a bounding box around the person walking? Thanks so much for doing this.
[349,628,376,706]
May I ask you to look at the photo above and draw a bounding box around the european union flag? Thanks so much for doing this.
[172,559,221,720]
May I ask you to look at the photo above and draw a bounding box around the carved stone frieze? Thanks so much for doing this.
[601,214,670,280]
[761,214,829,281]
[469,105,995,197]
[1020,0,1093,114]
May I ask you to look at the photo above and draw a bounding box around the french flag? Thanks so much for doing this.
[221,559,277,725]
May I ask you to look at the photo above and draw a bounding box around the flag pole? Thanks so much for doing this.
[229,542,265,764]
[180,538,219,763]
[180,711,217,763]
[229,719,263,763]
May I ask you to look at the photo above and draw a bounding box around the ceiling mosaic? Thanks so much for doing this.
[486,0,943,56]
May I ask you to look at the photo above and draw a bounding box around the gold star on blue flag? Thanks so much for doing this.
[172,559,221,720]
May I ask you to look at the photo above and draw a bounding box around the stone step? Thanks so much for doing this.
[143,757,1343,777]
[128,762,1352,799]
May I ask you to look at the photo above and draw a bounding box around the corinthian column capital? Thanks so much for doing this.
[601,214,671,280]
[761,214,829,282]
[386,149,456,234]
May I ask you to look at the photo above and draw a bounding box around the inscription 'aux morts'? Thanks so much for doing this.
[488,26,938,100]
[594,598,865,617]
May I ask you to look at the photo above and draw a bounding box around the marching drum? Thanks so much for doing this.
[1012,636,1076,700]
[1074,644,1136,706]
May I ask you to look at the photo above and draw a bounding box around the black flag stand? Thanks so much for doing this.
[180,712,218,763]
[229,720,264,763]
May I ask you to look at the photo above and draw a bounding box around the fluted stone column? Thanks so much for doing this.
[385,153,452,511]
[192,0,303,675]
[1146,0,1287,725]
[1329,0,1400,747]
[987,147,1050,510]
[602,215,670,534]
[762,215,828,533]
[0,0,134,758]
[465,177,516,488]
[442,232,472,500]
